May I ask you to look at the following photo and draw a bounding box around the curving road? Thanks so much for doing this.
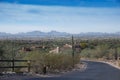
[0,61,120,80]
[24,61,120,80]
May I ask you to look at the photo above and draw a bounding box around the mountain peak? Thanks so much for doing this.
[0,31,120,39]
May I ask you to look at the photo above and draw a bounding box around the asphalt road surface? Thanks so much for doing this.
[0,61,120,80]
[24,61,120,80]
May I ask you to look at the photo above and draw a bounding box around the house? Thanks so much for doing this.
[49,47,59,53]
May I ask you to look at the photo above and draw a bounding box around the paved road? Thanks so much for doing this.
[24,61,120,80]
[0,61,120,80]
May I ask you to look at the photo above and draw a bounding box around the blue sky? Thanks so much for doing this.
[0,0,120,34]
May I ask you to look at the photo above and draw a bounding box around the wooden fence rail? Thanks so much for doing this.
[0,59,31,72]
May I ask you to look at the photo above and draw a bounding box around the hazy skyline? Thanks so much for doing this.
[0,0,120,34]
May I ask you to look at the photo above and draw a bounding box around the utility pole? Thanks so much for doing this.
[72,35,75,68]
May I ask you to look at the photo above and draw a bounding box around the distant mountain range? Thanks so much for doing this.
[0,31,120,39]
[0,30,69,36]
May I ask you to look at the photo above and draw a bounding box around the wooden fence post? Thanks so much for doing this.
[27,60,31,72]
[12,58,15,72]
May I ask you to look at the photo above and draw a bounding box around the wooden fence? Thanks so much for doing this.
[0,59,31,72]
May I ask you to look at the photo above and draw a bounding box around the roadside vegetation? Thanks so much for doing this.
[0,38,120,73]
[0,39,80,73]
[80,39,120,67]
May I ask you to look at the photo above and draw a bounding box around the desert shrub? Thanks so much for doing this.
[24,51,80,73]
[81,44,110,59]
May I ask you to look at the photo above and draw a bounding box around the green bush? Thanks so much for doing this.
[24,51,80,73]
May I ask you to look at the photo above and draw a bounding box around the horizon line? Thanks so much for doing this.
[0,30,120,34]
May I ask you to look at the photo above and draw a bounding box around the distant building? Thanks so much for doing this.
[74,44,81,53]
[63,44,72,48]
[49,47,59,53]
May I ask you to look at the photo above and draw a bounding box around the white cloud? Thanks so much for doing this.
[0,2,120,33]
